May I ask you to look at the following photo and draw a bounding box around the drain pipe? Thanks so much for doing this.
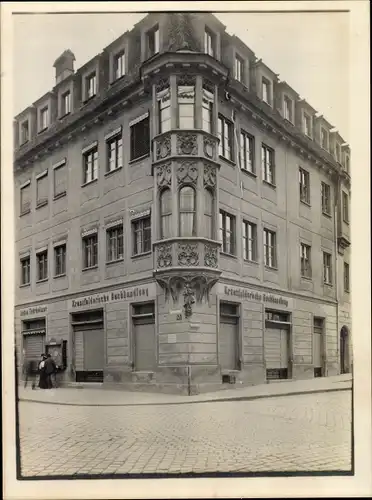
[334,176,340,375]
[187,365,191,396]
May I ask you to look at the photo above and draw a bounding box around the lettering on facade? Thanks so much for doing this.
[71,286,150,309]
[20,305,48,317]
[223,286,289,308]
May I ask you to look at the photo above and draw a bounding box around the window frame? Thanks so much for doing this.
[321,127,329,151]
[323,251,332,285]
[53,160,67,199]
[132,216,152,256]
[39,106,49,132]
[262,77,271,105]
[342,191,349,224]
[204,187,214,239]
[177,83,195,129]
[36,171,49,208]
[54,244,67,277]
[300,242,312,279]
[261,144,275,185]
[159,188,172,240]
[61,90,71,116]
[234,54,244,83]
[130,115,150,162]
[83,146,99,185]
[106,224,124,263]
[113,50,126,80]
[157,85,171,134]
[321,181,331,216]
[20,119,30,144]
[283,95,293,123]
[202,84,214,134]
[147,25,160,58]
[240,130,255,174]
[86,72,97,100]
[219,210,236,256]
[82,233,98,270]
[179,186,197,237]
[304,112,312,138]
[36,250,48,282]
[263,228,277,269]
[299,167,311,205]
[106,133,123,173]
[204,28,215,57]
[218,114,234,161]
[20,182,31,215]
[344,262,350,293]
[242,220,257,262]
[20,256,31,286]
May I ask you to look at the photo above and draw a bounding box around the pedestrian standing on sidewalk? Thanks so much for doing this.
[38,354,48,389]
[22,350,35,389]
[44,353,57,389]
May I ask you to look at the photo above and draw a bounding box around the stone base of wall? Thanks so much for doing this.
[326,362,339,376]
[291,364,314,380]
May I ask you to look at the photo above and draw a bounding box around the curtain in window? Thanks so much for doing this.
[160,189,172,239]
[179,186,195,237]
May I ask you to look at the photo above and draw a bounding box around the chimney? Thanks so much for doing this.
[53,49,75,85]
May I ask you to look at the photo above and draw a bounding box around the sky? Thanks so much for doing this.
[13,10,350,141]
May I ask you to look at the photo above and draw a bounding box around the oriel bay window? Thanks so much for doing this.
[263,228,277,269]
[130,114,150,161]
[54,244,66,276]
[240,130,254,173]
[179,186,196,237]
[262,144,275,185]
[218,115,233,161]
[157,84,171,134]
[300,243,312,279]
[202,83,214,133]
[178,82,195,129]
[204,188,214,239]
[160,188,172,239]
[107,225,124,262]
[132,216,151,256]
[36,250,48,281]
[219,210,236,255]
[243,221,257,261]
[83,233,98,269]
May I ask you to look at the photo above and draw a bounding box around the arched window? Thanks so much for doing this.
[160,188,172,239]
[204,188,214,239]
[179,186,196,236]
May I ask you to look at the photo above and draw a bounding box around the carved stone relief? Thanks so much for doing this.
[156,78,170,93]
[157,244,173,268]
[203,136,215,159]
[178,243,199,266]
[177,133,197,156]
[203,164,217,189]
[204,244,218,268]
[156,135,171,160]
[177,161,198,186]
[156,162,172,188]
[177,74,196,87]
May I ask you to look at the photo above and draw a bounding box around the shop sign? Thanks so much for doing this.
[69,283,156,309]
[20,305,48,317]
[218,284,291,308]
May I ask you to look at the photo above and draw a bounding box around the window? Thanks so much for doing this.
[264,229,277,268]
[86,72,97,99]
[179,186,196,237]
[345,155,350,173]
[235,55,244,83]
[107,134,123,172]
[83,234,98,269]
[342,192,349,223]
[20,183,31,214]
[262,78,271,104]
[54,161,67,198]
[300,243,312,278]
[36,172,48,207]
[261,144,275,185]
[130,115,150,161]
[243,221,257,261]
[148,26,160,57]
[219,210,235,255]
[36,250,48,281]
[321,182,331,215]
[323,252,332,285]
[54,244,66,276]
[132,217,151,255]
[240,130,254,173]
[160,189,172,239]
[344,262,350,292]
[61,91,71,116]
[321,127,329,150]
[178,84,195,129]
[20,257,30,285]
[299,168,310,204]
[83,147,98,184]
[114,51,125,80]
[157,85,171,133]
[335,143,341,163]
[20,120,29,144]
[218,115,233,160]
[202,84,214,133]
[284,95,293,122]
[304,113,312,137]
[39,107,48,131]
[107,225,124,262]
[204,188,214,239]
[204,28,215,57]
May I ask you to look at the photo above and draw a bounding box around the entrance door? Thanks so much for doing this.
[340,326,349,374]
[219,302,239,371]
[265,327,289,380]
[132,302,156,372]
[84,329,104,371]
[313,317,324,377]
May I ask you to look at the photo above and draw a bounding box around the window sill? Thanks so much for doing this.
[322,211,332,219]
[343,219,350,226]
[36,278,48,284]
[219,155,236,166]
[132,251,152,259]
[59,112,71,120]
[82,265,98,272]
[19,283,30,288]
[81,178,98,188]
[284,118,294,126]
[106,258,124,266]
[36,200,48,209]
[53,191,67,201]
[300,200,311,208]
[37,127,48,135]
[300,276,313,282]
[110,74,126,85]
[262,180,276,189]
[129,153,150,165]
[20,209,31,217]
[345,289,350,294]
[54,273,67,279]
[220,251,237,259]
[264,265,278,271]
[82,95,96,105]
[105,166,122,177]
[243,258,259,265]
[323,282,333,288]
[241,168,256,179]
[19,140,30,147]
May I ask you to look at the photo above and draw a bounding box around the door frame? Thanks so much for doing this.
[264,309,292,380]
[218,299,241,372]
[340,325,349,374]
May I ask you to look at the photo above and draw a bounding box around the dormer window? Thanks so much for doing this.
[20,120,29,144]
[147,26,159,57]
[39,106,48,132]
[204,28,215,57]
[61,90,71,116]
[335,142,341,163]
[262,78,271,105]
[321,127,329,150]
[283,95,293,122]
[86,72,97,100]
[235,55,244,83]
[304,113,312,137]
[114,50,125,80]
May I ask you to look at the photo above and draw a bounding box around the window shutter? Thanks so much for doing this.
[21,183,31,213]
[37,173,48,205]
[54,164,67,196]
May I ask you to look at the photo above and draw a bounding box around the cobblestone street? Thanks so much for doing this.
[19,390,352,476]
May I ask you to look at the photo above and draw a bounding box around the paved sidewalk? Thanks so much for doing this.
[18,373,352,407]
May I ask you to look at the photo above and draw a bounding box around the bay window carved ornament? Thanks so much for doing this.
[177,74,196,87]
[177,133,197,156]
[176,161,198,186]
[204,244,218,268]
[203,136,215,159]
[203,164,217,189]
[156,78,170,93]
[157,244,173,268]
[177,243,199,266]
[156,161,172,188]
[156,134,171,160]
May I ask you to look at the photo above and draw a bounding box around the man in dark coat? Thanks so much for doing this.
[44,353,57,389]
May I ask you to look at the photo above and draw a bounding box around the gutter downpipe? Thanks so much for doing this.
[334,175,340,376]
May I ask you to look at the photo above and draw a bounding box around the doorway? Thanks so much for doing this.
[340,325,349,374]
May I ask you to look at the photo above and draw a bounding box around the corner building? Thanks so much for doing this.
[14,13,352,394]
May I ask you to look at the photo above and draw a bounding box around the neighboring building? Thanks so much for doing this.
[14,13,352,394]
